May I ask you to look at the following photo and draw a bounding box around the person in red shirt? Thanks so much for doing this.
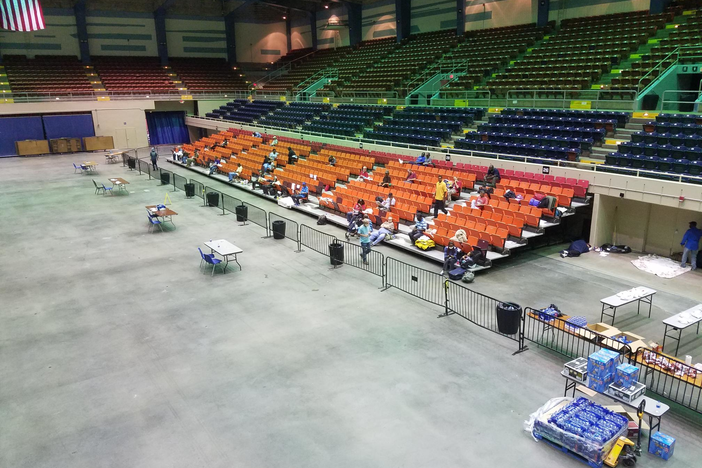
[358,166,370,181]
[405,168,417,183]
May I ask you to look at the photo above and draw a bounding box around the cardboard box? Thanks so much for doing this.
[614,364,640,387]
[588,350,617,379]
[649,431,675,460]
[580,323,621,339]
[604,405,650,438]
[589,374,614,393]
[607,381,646,403]
[565,358,588,382]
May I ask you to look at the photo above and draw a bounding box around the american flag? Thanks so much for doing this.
[1,0,45,32]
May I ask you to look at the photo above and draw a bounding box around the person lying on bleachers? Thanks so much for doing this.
[413,153,426,165]
[484,164,501,186]
[405,168,417,183]
[370,216,396,246]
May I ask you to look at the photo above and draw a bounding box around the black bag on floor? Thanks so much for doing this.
[601,243,632,254]
[317,215,327,225]
[448,267,466,280]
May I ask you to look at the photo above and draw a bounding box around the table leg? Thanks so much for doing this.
[233,253,242,271]
[648,295,653,318]
[662,324,669,352]
[675,328,682,356]
[601,304,616,325]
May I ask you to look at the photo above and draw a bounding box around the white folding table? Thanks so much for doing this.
[662,304,702,356]
[204,239,243,271]
[600,287,656,325]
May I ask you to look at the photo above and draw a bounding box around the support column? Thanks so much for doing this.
[537,0,550,28]
[286,12,292,53]
[395,0,411,43]
[225,12,237,64]
[310,11,318,50]
[75,0,90,64]
[650,0,671,14]
[346,2,362,47]
[456,0,465,37]
[154,8,169,66]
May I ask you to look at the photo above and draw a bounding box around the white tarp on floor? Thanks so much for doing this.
[631,254,691,279]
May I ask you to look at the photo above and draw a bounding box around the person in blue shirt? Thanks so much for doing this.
[358,218,372,265]
[410,214,428,243]
[680,221,702,270]
[414,153,426,165]
[441,240,460,276]
[292,182,309,205]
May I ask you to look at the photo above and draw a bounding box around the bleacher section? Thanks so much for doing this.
[336,30,460,96]
[93,57,177,93]
[168,58,248,91]
[261,47,352,92]
[604,114,702,178]
[456,109,630,161]
[440,24,549,95]
[610,9,702,90]
[482,10,671,97]
[2,56,95,95]
[213,100,285,123]
[258,102,331,129]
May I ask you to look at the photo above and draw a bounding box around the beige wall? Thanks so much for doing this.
[592,195,702,255]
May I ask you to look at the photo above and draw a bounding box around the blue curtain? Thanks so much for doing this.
[0,116,45,157]
[146,111,190,146]
[42,114,95,140]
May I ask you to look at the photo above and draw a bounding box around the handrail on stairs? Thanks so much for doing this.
[255,49,319,87]
[405,59,473,96]
[637,46,681,95]
[295,68,338,98]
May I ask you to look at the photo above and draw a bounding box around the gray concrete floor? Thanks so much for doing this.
[1,153,701,468]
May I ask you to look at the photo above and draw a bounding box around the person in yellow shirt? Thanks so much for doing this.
[434,175,449,218]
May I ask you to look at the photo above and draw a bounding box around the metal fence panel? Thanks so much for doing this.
[269,212,300,246]
[137,158,151,176]
[335,239,384,277]
[242,201,268,233]
[158,168,174,189]
[446,283,518,342]
[191,179,204,199]
[222,193,243,214]
[174,173,188,191]
[384,257,445,307]
[300,224,338,256]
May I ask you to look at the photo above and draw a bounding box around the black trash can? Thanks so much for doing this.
[206,191,219,207]
[235,204,248,222]
[127,158,136,169]
[184,183,195,198]
[272,220,285,239]
[329,242,344,266]
[160,172,171,185]
[496,302,522,335]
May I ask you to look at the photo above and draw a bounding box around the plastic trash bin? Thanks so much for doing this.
[206,191,219,207]
[235,204,248,222]
[329,242,344,266]
[272,220,285,239]
[184,183,195,198]
[127,158,136,169]
[496,302,522,335]
[160,172,170,185]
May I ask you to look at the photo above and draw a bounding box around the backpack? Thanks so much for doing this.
[317,215,327,225]
[461,271,475,283]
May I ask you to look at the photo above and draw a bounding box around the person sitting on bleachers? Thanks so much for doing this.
[269,149,278,161]
[221,139,228,147]
[450,176,463,200]
[377,193,395,214]
[228,163,243,182]
[405,168,417,183]
[262,155,274,173]
[484,165,501,186]
[328,154,337,166]
[358,166,371,181]
[292,182,309,205]
[270,136,278,147]
[422,153,435,167]
[441,240,460,276]
[379,170,392,188]
[413,153,427,165]
[208,158,220,176]
[287,147,298,165]
[410,214,427,243]
[471,189,489,210]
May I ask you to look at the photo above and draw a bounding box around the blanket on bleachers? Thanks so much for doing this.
[631,254,690,279]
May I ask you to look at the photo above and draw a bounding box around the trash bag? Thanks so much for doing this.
[601,243,632,254]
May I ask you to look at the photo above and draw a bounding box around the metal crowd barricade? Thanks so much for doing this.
[190,179,205,199]
[158,168,175,191]
[267,212,301,251]
[335,239,385,279]
[173,173,188,192]
[382,257,445,307]
[203,186,223,210]
[241,201,269,235]
[300,224,338,257]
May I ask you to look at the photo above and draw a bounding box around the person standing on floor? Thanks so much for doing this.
[358,218,372,265]
[680,221,702,270]
[434,175,449,218]
[150,147,159,170]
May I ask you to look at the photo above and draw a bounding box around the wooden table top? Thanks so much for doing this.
[84,161,98,166]
[109,178,129,185]
[146,205,178,216]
